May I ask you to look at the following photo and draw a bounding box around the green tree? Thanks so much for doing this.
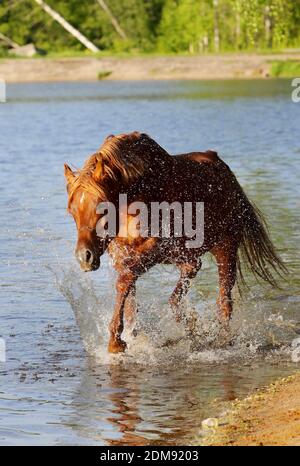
[0,0,299,55]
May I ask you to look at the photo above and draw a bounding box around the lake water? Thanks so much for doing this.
[0,79,299,445]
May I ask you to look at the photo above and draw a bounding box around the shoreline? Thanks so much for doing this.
[1,52,300,83]
[203,372,300,446]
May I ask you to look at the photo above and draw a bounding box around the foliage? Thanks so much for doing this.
[0,45,9,57]
[0,0,299,55]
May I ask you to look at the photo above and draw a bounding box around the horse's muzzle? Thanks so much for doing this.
[75,247,100,272]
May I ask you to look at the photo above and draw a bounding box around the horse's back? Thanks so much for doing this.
[174,150,220,165]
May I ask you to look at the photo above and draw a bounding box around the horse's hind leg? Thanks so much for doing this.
[169,261,201,322]
[211,239,238,321]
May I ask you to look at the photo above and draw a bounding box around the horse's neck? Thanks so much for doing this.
[126,166,172,202]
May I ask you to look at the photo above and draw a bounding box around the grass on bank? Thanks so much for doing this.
[97,70,112,80]
[1,45,300,61]
[270,60,300,77]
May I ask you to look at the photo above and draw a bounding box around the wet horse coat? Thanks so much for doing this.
[64,132,286,353]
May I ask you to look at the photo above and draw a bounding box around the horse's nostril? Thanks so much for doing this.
[76,247,94,266]
[86,249,92,263]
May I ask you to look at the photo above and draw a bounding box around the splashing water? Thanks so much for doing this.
[53,266,110,360]
[53,264,300,366]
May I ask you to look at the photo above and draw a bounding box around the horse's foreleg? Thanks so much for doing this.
[211,240,238,321]
[108,272,136,353]
[169,261,201,322]
[124,285,138,334]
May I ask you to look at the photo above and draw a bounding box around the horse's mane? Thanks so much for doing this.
[67,131,171,206]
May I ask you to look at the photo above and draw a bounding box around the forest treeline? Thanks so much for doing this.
[0,0,299,55]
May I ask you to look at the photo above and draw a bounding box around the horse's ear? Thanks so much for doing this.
[93,159,104,183]
[64,163,76,185]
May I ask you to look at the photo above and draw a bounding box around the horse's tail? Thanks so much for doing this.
[236,183,288,289]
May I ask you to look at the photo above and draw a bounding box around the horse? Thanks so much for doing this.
[64,131,286,353]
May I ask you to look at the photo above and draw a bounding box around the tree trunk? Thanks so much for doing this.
[0,32,19,49]
[264,6,272,48]
[33,0,100,52]
[235,10,241,49]
[213,0,220,52]
[96,0,127,40]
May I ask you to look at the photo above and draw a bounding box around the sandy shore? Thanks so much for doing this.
[203,372,300,446]
[1,52,300,82]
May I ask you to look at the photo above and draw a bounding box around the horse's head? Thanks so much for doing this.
[64,162,109,272]
[64,132,171,271]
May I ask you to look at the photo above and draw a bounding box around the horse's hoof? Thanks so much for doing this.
[108,338,127,353]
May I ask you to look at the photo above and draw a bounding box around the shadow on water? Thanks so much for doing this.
[7,79,293,103]
[62,358,298,446]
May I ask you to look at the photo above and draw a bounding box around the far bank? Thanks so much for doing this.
[1,52,300,83]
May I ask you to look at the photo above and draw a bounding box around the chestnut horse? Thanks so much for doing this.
[64,132,286,353]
